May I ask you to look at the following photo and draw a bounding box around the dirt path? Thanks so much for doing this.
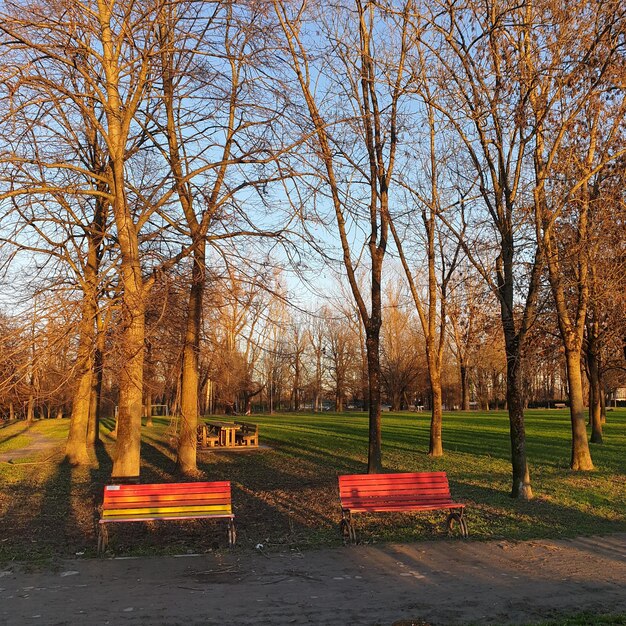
[1,534,624,625]
[0,430,61,464]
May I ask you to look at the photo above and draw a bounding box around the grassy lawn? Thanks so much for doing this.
[0,409,624,562]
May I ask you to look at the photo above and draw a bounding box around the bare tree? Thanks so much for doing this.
[0,0,204,477]
[519,0,626,469]
[272,0,412,471]
[419,0,551,498]
[153,1,289,473]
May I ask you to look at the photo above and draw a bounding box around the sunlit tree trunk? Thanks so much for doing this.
[428,367,443,456]
[177,246,205,475]
[65,285,97,465]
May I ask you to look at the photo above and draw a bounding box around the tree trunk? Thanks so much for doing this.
[587,348,603,443]
[460,363,470,411]
[99,1,147,480]
[315,351,322,412]
[144,389,153,427]
[390,390,401,412]
[111,262,145,479]
[88,317,104,446]
[366,329,382,473]
[176,245,204,476]
[65,324,93,466]
[336,383,344,412]
[144,337,154,428]
[428,369,443,457]
[500,251,533,500]
[565,350,594,469]
[507,357,533,499]
[292,356,300,411]
[67,217,102,463]
[600,389,606,424]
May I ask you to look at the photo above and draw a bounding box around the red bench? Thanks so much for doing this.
[97,481,236,553]
[338,471,467,543]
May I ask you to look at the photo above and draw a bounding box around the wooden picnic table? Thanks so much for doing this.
[205,420,241,447]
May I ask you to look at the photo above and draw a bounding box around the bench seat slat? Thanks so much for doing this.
[345,502,463,513]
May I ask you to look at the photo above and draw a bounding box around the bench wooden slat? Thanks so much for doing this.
[103,481,230,496]
[340,485,452,495]
[102,503,232,516]
[344,502,462,513]
[342,495,454,506]
[340,472,448,486]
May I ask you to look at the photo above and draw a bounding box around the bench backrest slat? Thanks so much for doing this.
[339,472,452,503]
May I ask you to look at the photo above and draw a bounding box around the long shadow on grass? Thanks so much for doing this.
[89,441,114,511]
[452,479,626,539]
[138,438,179,481]
[196,445,348,547]
[33,459,96,559]
[0,423,34,448]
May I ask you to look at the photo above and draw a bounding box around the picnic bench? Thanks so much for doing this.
[97,481,236,553]
[234,421,259,447]
[205,420,241,447]
[197,423,220,448]
[338,471,467,543]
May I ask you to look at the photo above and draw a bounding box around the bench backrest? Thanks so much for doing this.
[101,481,232,522]
[338,472,453,508]
[234,421,258,433]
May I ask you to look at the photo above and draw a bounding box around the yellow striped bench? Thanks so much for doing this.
[97,481,235,553]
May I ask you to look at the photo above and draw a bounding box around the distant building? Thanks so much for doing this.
[610,388,626,407]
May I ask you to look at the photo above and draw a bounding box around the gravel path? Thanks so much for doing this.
[1,534,624,625]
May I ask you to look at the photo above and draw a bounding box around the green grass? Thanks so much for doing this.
[241,408,626,542]
[0,409,624,563]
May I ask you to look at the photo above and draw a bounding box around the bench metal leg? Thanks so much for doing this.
[97,524,109,555]
[340,511,356,544]
[228,519,237,547]
[446,509,468,538]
